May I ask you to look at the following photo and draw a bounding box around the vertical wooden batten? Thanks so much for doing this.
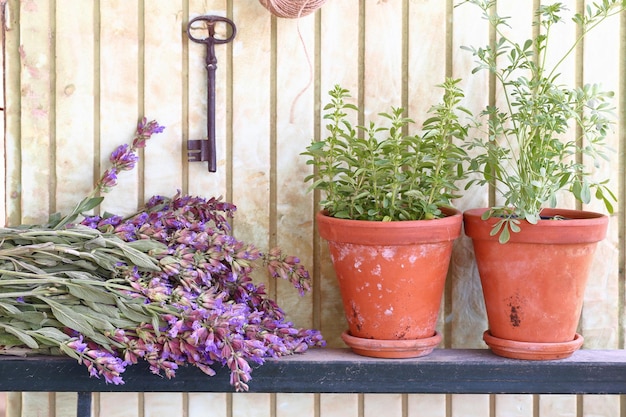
[4,0,20,227]
[17,0,52,224]
[620,0,626,353]
[580,0,621,356]
[311,2,322,342]
[98,0,140,217]
[230,0,271,249]
[143,0,184,200]
[448,0,489,351]
[269,12,278,303]
[92,0,101,218]
[0,1,7,225]
[55,0,95,216]
[96,2,142,414]
[274,9,317,328]
[316,0,359,349]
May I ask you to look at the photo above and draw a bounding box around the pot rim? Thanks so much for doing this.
[316,207,463,245]
[463,207,608,244]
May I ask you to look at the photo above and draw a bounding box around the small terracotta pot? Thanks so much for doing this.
[463,208,608,360]
[317,208,462,358]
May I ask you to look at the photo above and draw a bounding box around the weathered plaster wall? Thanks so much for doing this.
[2,0,625,416]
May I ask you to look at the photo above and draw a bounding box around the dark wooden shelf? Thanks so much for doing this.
[1,348,625,395]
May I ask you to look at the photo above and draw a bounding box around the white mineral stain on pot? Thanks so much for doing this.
[381,247,396,260]
[334,245,356,262]
[357,281,370,293]
[384,307,394,316]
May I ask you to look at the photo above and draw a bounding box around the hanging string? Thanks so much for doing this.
[259,0,327,123]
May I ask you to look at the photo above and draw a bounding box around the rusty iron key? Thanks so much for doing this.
[187,15,237,172]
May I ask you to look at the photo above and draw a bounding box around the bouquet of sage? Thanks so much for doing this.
[0,119,324,391]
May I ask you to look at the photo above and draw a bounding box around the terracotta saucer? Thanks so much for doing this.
[483,330,584,360]
[341,330,442,359]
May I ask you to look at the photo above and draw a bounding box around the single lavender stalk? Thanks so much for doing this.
[49,118,165,230]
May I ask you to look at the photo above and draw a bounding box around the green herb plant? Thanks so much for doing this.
[461,0,622,243]
[302,78,470,221]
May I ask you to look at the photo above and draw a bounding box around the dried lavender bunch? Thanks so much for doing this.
[0,118,324,391]
[80,192,324,391]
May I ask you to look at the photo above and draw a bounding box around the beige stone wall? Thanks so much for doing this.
[1,0,624,416]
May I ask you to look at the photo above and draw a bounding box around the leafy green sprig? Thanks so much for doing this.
[460,0,622,242]
[302,78,471,221]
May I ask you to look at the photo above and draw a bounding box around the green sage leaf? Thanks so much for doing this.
[0,323,39,349]
[67,282,118,304]
[119,246,161,270]
[72,306,115,332]
[90,251,125,271]
[39,297,96,338]
[115,299,153,323]
[85,301,122,318]
[76,196,105,213]
[0,333,23,347]
[30,327,71,343]
[8,311,47,325]
[84,235,108,249]
[0,302,21,315]
[125,239,167,252]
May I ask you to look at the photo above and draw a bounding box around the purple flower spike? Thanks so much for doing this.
[87,117,165,198]
[133,118,165,148]
[67,336,87,353]
[110,144,139,171]
[97,168,118,192]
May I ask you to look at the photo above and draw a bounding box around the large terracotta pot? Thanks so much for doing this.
[316,207,462,358]
[463,207,609,360]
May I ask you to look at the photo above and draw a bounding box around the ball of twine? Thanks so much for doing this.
[258,0,327,19]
